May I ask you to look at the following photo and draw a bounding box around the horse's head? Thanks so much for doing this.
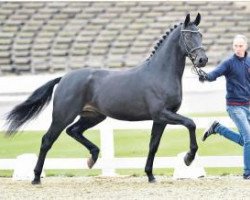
[180,13,208,68]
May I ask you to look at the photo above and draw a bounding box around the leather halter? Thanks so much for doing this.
[181,29,205,75]
[180,29,204,63]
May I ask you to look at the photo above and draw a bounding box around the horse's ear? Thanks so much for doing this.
[184,13,190,27]
[194,13,201,26]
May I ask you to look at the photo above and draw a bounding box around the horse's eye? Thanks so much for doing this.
[184,33,191,39]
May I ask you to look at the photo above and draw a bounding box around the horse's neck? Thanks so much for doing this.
[148,30,186,79]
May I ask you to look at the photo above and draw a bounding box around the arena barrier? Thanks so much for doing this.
[0,154,243,181]
[0,117,242,180]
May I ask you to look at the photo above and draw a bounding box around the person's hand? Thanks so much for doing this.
[198,69,208,82]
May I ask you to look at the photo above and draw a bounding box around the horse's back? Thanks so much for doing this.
[53,66,153,121]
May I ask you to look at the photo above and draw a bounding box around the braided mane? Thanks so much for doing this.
[147,22,183,60]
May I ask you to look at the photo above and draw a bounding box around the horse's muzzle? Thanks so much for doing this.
[194,55,208,68]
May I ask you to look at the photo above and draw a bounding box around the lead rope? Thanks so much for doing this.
[191,65,205,76]
[191,66,206,77]
[188,53,204,77]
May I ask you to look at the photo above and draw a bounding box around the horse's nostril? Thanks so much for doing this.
[199,57,208,64]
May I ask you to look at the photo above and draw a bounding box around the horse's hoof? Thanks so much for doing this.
[87,157,95,169]
[184,153,194,166]
[149,178,156,183]
[89,148,99,169]
[148,176,156,183]
[31,179,41,185]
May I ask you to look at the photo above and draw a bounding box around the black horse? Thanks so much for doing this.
[5,13,208,184]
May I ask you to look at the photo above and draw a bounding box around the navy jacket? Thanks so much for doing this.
[207,53,250,105]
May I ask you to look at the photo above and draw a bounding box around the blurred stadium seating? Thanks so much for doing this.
[0,1,249,75]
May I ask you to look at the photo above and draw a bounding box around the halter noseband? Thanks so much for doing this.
[181,29,205,76]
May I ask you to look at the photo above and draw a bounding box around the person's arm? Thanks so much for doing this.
[199,59,230,82]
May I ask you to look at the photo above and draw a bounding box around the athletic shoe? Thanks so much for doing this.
[202,121,219,141]
[243,174,250,180]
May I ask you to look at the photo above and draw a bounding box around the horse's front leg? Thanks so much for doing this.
[145,122,167,183]
[155,109,198,166]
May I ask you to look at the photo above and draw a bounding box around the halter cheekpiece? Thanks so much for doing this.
[181,29,205,76]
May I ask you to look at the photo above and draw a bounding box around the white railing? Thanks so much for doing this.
[0,153,243,180]
[0,118,242,180]
[0,156,243,171]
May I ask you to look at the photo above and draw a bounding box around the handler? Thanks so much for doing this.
[199,34,250,179]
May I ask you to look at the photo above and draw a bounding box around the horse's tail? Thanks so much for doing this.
[5,77,62,135]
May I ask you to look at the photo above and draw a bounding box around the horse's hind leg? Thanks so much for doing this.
[145,122,167,183]
[66,112,106,168]
[32,119,69,185]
